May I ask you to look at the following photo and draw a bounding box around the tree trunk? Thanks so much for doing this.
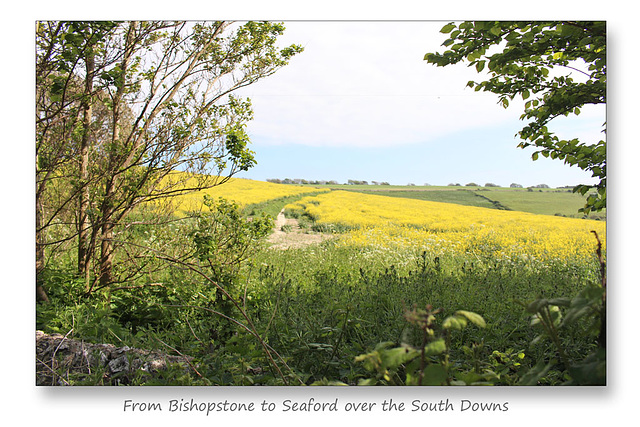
[96,22,137,291]
[78,49,94,288]
[98,212,115,290]
[35,190,49,303]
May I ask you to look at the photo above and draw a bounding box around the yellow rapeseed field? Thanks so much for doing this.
[286,190,606,262]
[161,173,327,214]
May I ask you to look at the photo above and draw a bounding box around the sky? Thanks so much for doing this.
[233,21,606,188]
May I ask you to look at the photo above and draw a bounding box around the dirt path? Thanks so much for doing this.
[267,209,334,249]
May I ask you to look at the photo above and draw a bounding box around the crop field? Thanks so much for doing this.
[161,174,329,214]
[284,189,605,263]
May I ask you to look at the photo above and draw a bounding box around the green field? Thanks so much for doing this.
[313,184,606,219]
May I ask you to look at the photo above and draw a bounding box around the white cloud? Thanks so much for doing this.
[238,21,530,148]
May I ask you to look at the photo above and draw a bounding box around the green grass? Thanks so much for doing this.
[476,188,606,218]
[346,188,500,209]
[246,242,602,385]
[37,237,603,385]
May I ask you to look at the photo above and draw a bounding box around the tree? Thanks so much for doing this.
[36,21,303,297]
[36,21,76,302]
[36,21,121,300]
[425,21,606,213]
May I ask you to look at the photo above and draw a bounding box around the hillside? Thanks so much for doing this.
[297,184,605,219]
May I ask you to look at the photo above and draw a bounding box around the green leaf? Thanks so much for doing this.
[517,359,555,385]
[311,379,349,386]
[526,298,552,313]
[422,363,449,385]
[443,315,467,330]
[455,310,486,328]
[523,31,535,43]
[423,21,606,212]
[381,346,420,369]
[547,297,571,307]
[566,348,606,385]
[423,338,447,356]
[456,370,498,385]
[562,286,605,326]
[489,26,501,36]
[440,23,456,34]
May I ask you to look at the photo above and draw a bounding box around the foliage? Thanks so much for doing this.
[355,305,489,385]
[181,195,273,350]
[425,21,606,214]
[191,195,273,288]
[516,231,606,385]
[37,225,604,386]
[352,232,605,386]
[33,22,612,389]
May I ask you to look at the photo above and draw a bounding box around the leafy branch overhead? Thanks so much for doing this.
[425,21,606,213]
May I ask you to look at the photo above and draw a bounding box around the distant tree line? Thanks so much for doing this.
[268,178,559,189]
[266,178,391,186]
[449,182,553,189]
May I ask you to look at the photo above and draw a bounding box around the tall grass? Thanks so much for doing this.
[243,239,602,384]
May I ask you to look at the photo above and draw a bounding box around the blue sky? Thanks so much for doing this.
[234,21,606,187]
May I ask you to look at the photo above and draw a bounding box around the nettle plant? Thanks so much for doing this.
[355,304,491,385]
